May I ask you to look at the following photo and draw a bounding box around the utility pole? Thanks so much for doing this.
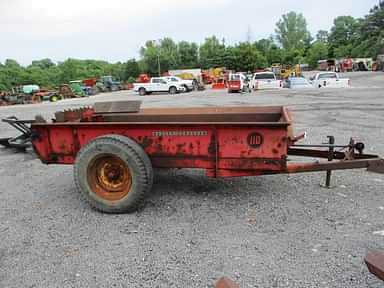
[156,39,161,77]
[246,25,252,43]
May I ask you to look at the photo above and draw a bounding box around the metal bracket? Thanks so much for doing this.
[325,136,335,188]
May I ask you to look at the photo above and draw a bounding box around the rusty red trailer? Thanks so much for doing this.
[17,101,383,212]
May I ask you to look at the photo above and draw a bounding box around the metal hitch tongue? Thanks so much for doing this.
[365,250,384,281]
[0,116,34,151]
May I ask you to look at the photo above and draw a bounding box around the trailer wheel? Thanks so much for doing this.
[74,135,153,213]
[138,88,147,96]
[169,86,177,94]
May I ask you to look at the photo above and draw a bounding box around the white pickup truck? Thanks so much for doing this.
[165,76,195,92]
[251,72,282,90]
[133,77,185,96]
[309,72,350,88]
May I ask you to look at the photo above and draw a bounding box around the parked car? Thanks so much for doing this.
[251,72,282,90]
[309,72,350,88]
[284,77,312,89]
[227,73,250,93]
[133,77,185,96]
[165,76,195,92]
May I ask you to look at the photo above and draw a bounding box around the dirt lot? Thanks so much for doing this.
[1,71,384,287]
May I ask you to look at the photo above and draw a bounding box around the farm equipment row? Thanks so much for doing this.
[0,76,122,106]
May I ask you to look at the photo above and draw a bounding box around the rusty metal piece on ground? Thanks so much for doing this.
[215,277,240,288]
[365,250,384,281]
[87,154,132,201]
[94,101,142,114]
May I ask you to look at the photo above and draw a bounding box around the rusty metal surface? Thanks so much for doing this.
[365,251,384,281]
[134,105,284,115]
[89,105,291,124]
[54,108,94,122]
[215,277,240,288]
[367,159,384,173]
[31,121,289,176]
[101,112,282,123]
[46,105,291,126]
[87,154,132,201]
[286,158,384,173]
[97,106,289,124]
[30,104,384,179]
[288,148,379,160]
[94,101,141,114]
[33,121,290,127]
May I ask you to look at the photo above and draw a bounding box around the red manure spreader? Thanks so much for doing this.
[2,101,383,213]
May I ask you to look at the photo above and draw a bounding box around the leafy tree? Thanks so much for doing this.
[275,12,312,51]
[328,16,359,57]
[255,38,284,65]
[316,30,329,43]
[351,2,384,57]
[254,38,274,55]
[4,59,21,68]
[0,59,24,89]
[222,46,237,69]
[159,37,180,71]
[140,38,180,75]
[58,59,80,83]
[283,49,306,64]
[265,45,284,65]
[306,42,329,68]
[199,36,226,68]
[140,40,160,75]
[178,41,199,68]
[333,44,354,58]
[30,58,55,69]
[124,59,140,80]
[231,43,267,71]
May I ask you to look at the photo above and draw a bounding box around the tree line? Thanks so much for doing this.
[0,2,383,91]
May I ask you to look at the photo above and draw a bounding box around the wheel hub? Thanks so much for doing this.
[87,154,132,201]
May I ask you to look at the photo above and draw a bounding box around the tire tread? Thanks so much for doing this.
[74,135,153,213]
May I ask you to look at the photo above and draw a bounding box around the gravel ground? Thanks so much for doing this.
[0,71,383,287]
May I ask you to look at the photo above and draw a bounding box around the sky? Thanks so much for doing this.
[0,0,379,65]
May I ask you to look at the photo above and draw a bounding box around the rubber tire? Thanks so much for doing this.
[169,86,177,94]
[183,85,190,92]
[74,135,153,213]
[139,88,146,96]
[50,95,59,102]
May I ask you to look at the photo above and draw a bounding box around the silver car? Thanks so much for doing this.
[284,77,312,89]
